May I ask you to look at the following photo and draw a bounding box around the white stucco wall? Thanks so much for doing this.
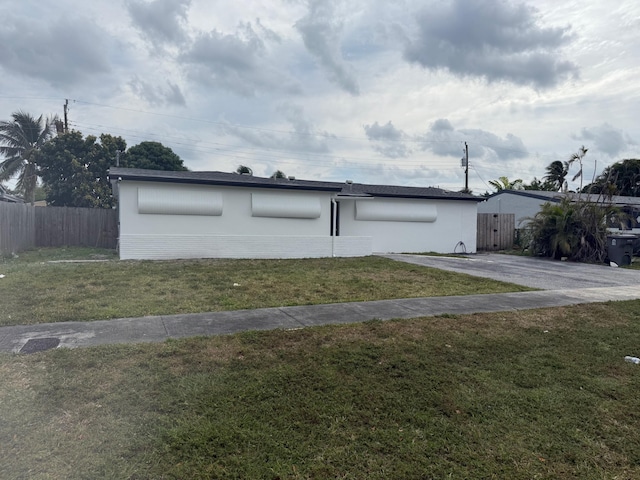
[117,181,478,259]
[477,193,549,226]
[120,182,333,236]
[338,198,478,253]
[118,181,372,260]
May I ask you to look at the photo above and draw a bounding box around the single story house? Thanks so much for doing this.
[108,168,481,260]
[478,189,640,231]
[0,185,23,203]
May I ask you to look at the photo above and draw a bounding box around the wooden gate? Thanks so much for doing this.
[477,213,514,251]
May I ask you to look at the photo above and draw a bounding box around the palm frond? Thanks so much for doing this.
[0,110,57,203]
[572,169,583,182]
[0,157,24,181]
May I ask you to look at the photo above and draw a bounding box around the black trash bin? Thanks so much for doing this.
[607,234,636,266]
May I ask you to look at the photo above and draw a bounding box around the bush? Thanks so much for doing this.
[527,198,617,263]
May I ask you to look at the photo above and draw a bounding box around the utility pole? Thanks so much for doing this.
[465,142,469,193]
[461,142,469,193]
[63,99,69,133]
[116,150,121,167]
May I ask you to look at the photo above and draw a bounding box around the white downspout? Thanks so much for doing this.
[331,197,337,257]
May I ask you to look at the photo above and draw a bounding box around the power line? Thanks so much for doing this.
[70,120,465,169]
[70,98,513,150]
[470,165,492,192]
[63,99,589,181]
[1,96,595,166]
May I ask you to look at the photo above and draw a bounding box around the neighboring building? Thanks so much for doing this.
[0,185,23,203]
[478,190,640,231]
[109,168,481,260]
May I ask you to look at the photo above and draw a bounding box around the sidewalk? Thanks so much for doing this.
[1,285,639,354]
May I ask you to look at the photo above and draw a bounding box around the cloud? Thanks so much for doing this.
[255,17,282,44]
[126,0,191,47]
[278,104,333,153]
[364,121,411,158]
[364,121,403,141]
[295,0,360,95]
[221,104,332,154]
[420,118,528,160]
[403,0,579,88]
[0,16,112,87]
[363,118,527,161]
[336,158,453,187]
[572,123,637,157]
[179,22,300,96]
[128,76,186,106]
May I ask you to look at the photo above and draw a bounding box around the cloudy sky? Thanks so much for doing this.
[1,0,638,193]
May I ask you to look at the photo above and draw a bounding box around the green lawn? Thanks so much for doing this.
[0,247,532,326]
[2,301,640,479]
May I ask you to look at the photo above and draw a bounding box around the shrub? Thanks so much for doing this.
[527,198,617,263]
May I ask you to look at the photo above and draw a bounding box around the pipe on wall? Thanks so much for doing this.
[331,197,337,257]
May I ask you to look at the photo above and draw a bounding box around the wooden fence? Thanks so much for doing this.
[0,202,118,255]
[0,202,36,255]
[477,213,515,251]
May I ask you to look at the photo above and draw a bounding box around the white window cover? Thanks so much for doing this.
[355,200,437,222]
[252,193,321,219]
[138,187,223,216]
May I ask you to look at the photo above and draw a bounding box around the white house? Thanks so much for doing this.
[109,168,481,260]
[478,189,640,231]
[0,185,23,203]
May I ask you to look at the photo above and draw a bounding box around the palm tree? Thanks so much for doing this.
[488,176,523,192]
[567,145,588,192]
[0,111,57,204]
[236,165,253,175]
[543,160,569,191]
[270,170,286,179]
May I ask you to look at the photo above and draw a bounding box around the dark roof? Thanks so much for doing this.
[0,185,23,203]
[486,189,640,207]
[108,168,481,202]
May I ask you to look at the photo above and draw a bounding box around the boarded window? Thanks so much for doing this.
[252,193,321,219]
[138,187,223,216]
[355,201,437,222]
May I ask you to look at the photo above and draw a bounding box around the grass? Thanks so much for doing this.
[2,300,640,479]
[625,258,640,269]
[0,247,532,326]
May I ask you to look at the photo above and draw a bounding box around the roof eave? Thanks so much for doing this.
[108,172,343,193]
[369,192,483,202]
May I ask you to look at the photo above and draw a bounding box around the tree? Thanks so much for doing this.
[270,170,286,179]
[567,145,588,191]
[488,176,523,192]
[122,141,187,171]
[0,111,57,204]
[39,131,125,208]
[39,133,190,207]
[236,165,253,175]
[526,197,616,263]
[583,159,640,197]
[33,185,46,202]
[523,177,551,191]
[543,160,569,191]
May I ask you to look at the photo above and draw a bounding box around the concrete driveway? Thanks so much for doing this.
[380,253,640,290]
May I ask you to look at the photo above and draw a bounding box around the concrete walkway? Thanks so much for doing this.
[1,285,639,354]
